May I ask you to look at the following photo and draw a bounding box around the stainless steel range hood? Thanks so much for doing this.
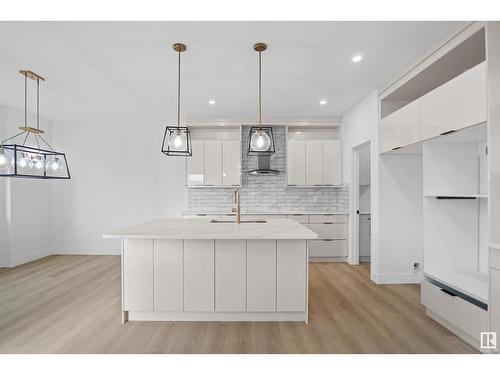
[245,155,281,175]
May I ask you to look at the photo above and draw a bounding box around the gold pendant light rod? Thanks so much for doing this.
[173,43,186,129]
[254,43,267,127]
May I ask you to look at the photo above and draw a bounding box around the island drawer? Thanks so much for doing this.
[308,240,347,257]
[308,223,346,239]
[308,214,346,223]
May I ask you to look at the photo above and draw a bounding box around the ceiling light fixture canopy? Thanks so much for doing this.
[0,70,70,179]
[247,42,275,156]
[161,43,192,157]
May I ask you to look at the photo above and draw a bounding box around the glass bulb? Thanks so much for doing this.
[170,130,184,150]
[50,157,60,171]
[0,149,12,171]
[18,153,29,169]
[250,129,271,152]
[34,156,44,170]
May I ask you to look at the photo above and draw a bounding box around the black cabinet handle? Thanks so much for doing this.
[440,288,457,297]
[392,146,402,151]
[440,130,456,136]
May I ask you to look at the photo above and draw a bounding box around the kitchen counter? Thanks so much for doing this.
[104,218,318,240]
[104,218,313,324]
[183,210,348,216]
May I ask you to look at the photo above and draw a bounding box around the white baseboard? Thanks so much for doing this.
[372,271,422,284]
[9,248,51,267]
[52,247,120,256]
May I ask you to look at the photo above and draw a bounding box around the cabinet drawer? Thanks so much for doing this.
[309,223,346,239]
[242,214,287,221]
[308,214,346,223]
[308,240,346,257]
[421,280,487,340]
[287,214,309,224]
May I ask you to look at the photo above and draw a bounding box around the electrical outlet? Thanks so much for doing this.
[413,262,421,272]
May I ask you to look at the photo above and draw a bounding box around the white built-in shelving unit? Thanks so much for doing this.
[378,23,493,349]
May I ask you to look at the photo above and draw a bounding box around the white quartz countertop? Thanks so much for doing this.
[183,211,348,216]
[103,218,319,240]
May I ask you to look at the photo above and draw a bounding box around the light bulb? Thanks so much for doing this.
[18,153,29,169]
[34,156,44,170]
[250,129,271,152]
[50,157,60,171]
[0,149,12,171]
[170,130,184,150]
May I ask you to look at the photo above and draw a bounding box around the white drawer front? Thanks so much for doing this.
[309,223,346,239]
[421,280,487,340]
[287,214,309,224]
[309,240,346,257]
[242,214,287,221]
[309,214,346,223]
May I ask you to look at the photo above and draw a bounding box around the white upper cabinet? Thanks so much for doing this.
[287,140,306,185]
[186,140,205,186]
[421,61,487,139]
[323,140,342,185]
[287,135,342,186]
[204,140,222,186]
[306,140,324,185]
[380,99,421,153]
[222,140,241,186]
[186,137,241,187]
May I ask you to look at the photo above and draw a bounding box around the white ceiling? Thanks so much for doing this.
[0,21,465,124]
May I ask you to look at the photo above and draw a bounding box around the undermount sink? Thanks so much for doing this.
[210,220,267,224]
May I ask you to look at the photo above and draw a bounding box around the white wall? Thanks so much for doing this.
[0,106,53,266]
[50,119,187,254]
[378,154,423,283]
[341,91,379,279]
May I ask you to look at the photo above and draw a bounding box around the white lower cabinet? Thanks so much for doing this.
[308,223,346,239]
[183,240,215,312]
[154,240,184,311]
[215,240,246,312]
[277,240,307,312]
[123,239,154,311]
[421,280,487,345]
[247,240,276,312]
[308,240,346,257]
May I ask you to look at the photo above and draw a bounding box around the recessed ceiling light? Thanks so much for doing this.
[208,100,216,105]
[352,55,363,63]
[319,100,327,106]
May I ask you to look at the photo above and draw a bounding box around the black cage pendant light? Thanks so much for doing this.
[0,70,70,179]
[247,42,275,156]
[161,43,192,157]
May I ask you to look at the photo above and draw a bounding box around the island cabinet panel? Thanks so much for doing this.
[123,239,154,312]
[154,240,183,312]
[247,240,276,312]
[215,240,246,311]
[183,240,215,312]
[277,240,307,312]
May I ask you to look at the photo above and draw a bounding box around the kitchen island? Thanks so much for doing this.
[104,218,318,323]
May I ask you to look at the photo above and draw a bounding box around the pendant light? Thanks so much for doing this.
[0,70,70,179]
[247,42,275,156]
[161,43,192,156]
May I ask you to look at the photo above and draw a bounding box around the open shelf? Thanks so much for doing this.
[424,270,488,305]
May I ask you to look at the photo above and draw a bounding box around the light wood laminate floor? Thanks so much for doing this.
[0,255,476,353]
